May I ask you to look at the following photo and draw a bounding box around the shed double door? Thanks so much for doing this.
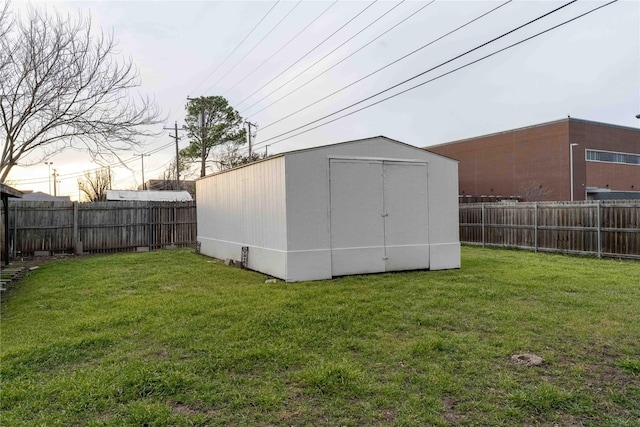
[329,159,429,277]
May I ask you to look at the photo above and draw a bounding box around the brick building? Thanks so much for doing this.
[427,118,639,202]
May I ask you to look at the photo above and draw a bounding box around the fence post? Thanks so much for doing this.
[148,204,152,250]
[73,202,78,251]
[534,203,538,253]
[597,200,602,258]
[173,206,177,245]
[12,203,17,257]
[481,203,485,248]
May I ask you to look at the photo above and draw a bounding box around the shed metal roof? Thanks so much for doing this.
[197,135,457,180]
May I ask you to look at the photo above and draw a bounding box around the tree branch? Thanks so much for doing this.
[0,3,163,181]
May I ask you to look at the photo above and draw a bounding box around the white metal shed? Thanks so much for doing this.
[106,190,193,202]
[196,136,460,282]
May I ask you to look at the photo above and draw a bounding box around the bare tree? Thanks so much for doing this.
[0,2,11,40]
[78,167,112,202]
[0,2,14,78]
[0,2,162,182]
[161,156,189,189]
[518,180,552,201]
[216,140,265,170]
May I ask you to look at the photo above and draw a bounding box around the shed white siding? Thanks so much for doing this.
[196,137,460,282]
[196,156,287,279]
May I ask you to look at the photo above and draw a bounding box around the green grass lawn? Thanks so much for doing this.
[1,247,638,426]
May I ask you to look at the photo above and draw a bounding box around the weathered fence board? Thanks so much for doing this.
[1,201,196,257]
[4,200,638,260]
[460,201,640,259]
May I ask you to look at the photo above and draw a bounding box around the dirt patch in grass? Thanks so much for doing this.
[584,362,640,393]
[558,413,583,426]
[276,407,305,424]
[442,397,464,424]
[511,354,544,366]
[169,401,220,418]
[8,253,81,269]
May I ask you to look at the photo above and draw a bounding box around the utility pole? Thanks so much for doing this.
[52,168,58,196]
[45,161,53,194]
[163,121,186,189]
[135,153,149,190]
[245,121,258,160]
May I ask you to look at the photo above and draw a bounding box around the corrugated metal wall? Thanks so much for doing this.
[196,156,287,255]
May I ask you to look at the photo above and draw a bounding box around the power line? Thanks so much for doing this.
[158,3,328,159]
[145,160,174,176]
[202,1,303,95]
[189,1,281,96]
[234,0,378,109]
[147,139,178,156]
[252,0,617,151]
[249,0,578,149]
[10,139,178,185]
[240,0,410,115]
[10,157,135,184]
[221,1,338,98]
[253,0,511,132]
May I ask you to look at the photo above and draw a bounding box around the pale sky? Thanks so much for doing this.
[5,0,640,200]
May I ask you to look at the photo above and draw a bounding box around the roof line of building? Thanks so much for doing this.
[1,183,23,199]
[197,136,457,180]
[427,117,640,148]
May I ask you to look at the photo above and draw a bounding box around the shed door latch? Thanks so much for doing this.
[381,212,389,217]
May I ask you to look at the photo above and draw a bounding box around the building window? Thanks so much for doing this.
[586,149,640,165]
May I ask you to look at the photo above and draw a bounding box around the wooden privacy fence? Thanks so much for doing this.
[1,201,196,257]
[459,201,640,259]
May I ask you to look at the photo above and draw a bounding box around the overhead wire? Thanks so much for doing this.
[189,0,281,96]
[19,0,613,187]
[233,0,379,108]
[250,0,617,151]
[221,1,338,98]
[151,0,618,173]
[244,0,436,122]
[240,0,410,115]
[202,0,303,95]
[156,1,374,176]
[252,0,512,132]
[247,0,576,149]
[10,138,178,185]
[10,157,137,184]
[161,0,327,142]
